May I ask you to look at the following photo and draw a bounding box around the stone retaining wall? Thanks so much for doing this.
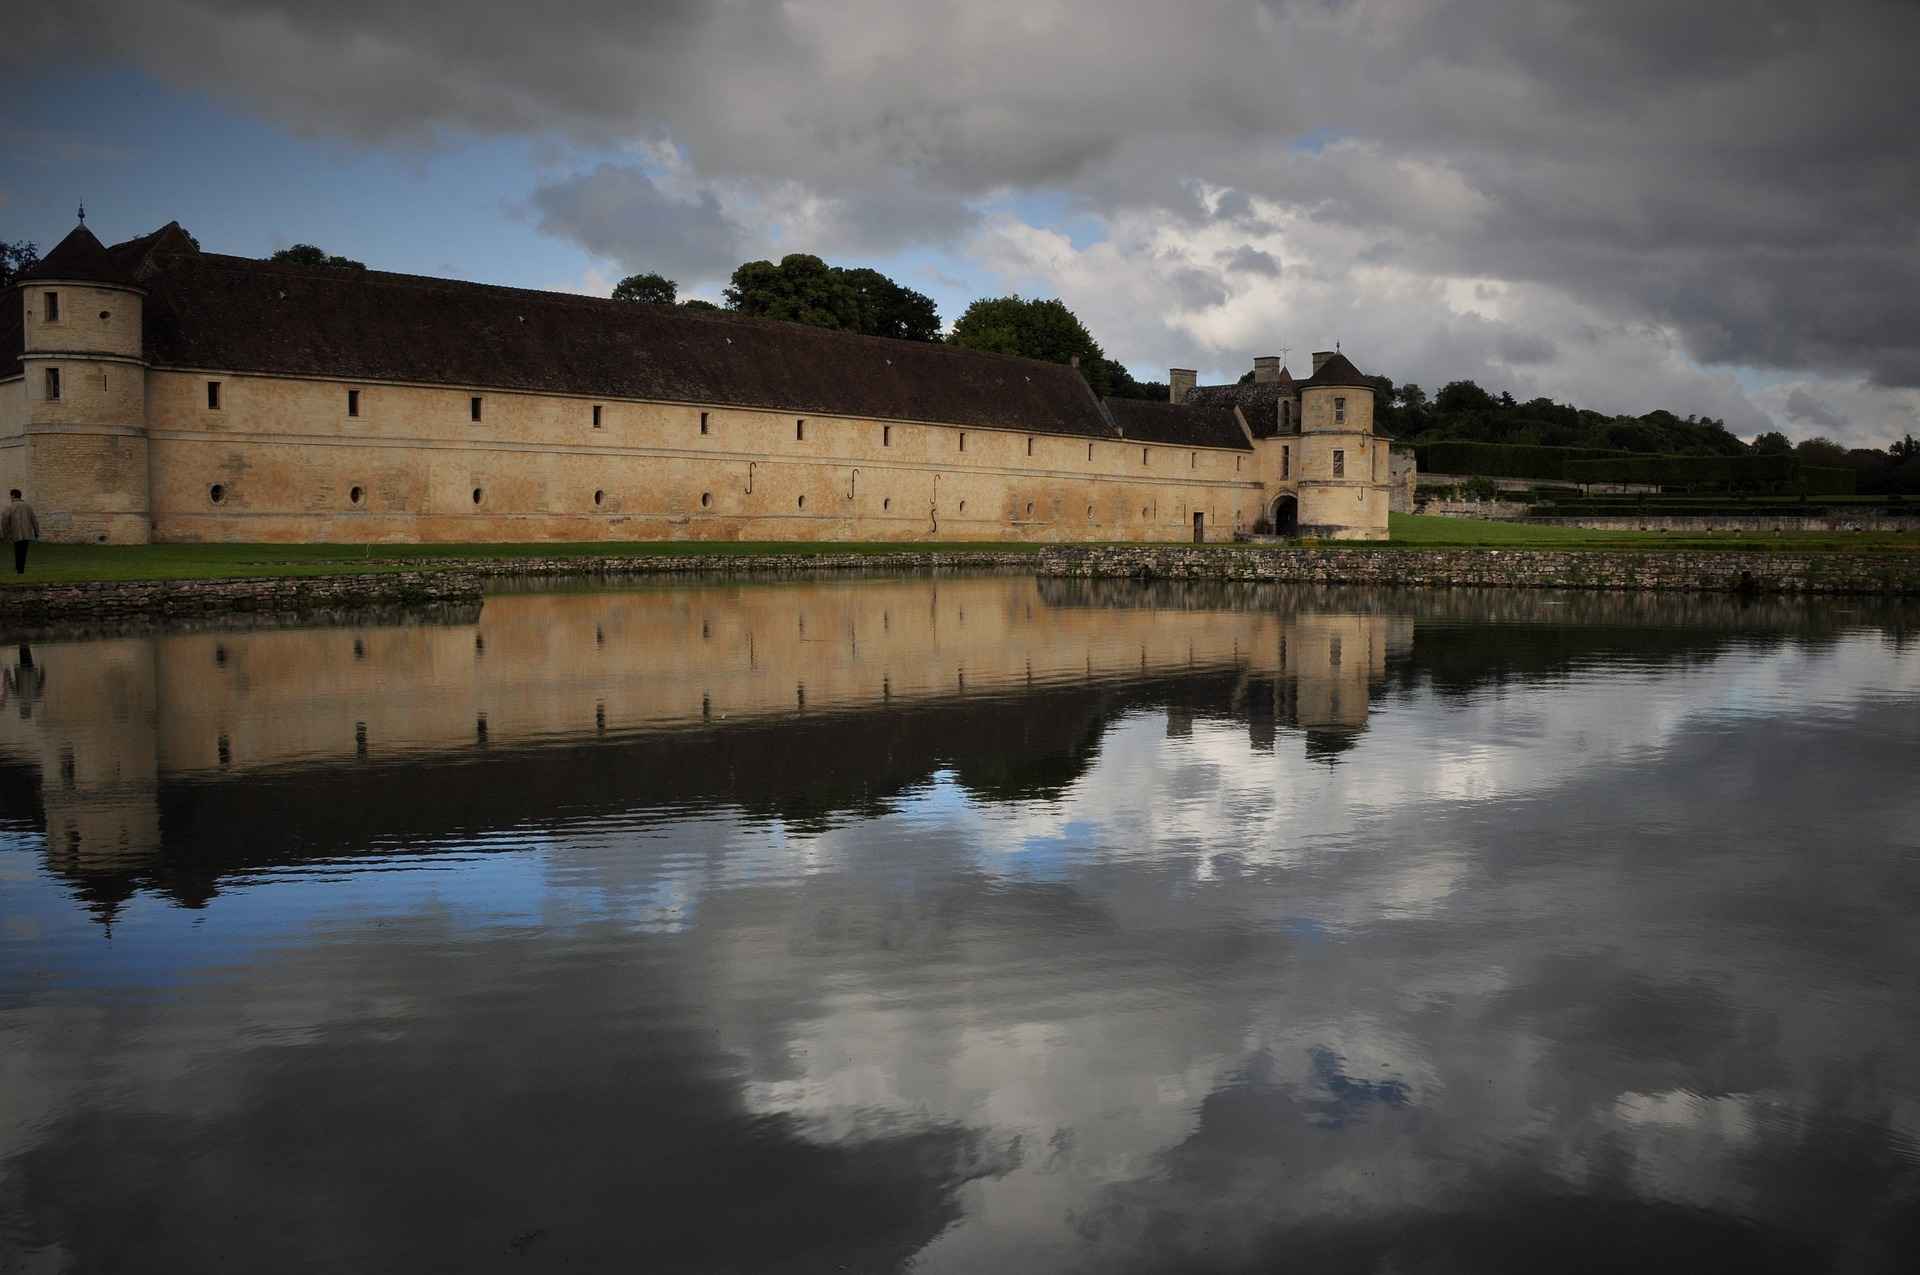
[1531,514,1920,534]
[1037,546,1920,595]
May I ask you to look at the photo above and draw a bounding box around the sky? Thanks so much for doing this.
[4,0,1918,448]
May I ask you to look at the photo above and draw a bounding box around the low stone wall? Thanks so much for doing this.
[0,550,1041,630]
[1037,546,1920,595]
[1414,499,1535,521]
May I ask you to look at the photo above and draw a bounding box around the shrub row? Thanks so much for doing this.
[1418,442,1855,494]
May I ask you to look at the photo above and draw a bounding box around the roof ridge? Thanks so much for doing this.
[182,252,1090,377]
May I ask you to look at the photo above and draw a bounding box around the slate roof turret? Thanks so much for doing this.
[1296,351,1374,391]
[18,223,141,289]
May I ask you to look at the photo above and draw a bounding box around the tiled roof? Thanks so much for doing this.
[1102,396,1251,450]
[1298,351,1375,390]
[1186,381,1289,437]
[18,224,139,288]
[132,251,1120,437]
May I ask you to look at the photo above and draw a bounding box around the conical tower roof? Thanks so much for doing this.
[20,223,141,289]
[1297,351,1374,390]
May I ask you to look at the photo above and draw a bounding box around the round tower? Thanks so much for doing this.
[16,220,152,543]
[1293,351,1388,541]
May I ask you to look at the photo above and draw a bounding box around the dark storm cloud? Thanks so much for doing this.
[1219,245,1282,277]
[13,1,1919,384]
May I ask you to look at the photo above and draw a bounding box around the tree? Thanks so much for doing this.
[1794,436,1849,467]
[1435,380,1496,415]
[681,298,719,311]
[1752,430,1794,455]
[1891,434,1920,463]
[270,244,366,269]
[948,295,1113,394]
[611,272,676,305]
[723,254,939,342]
[1,240,39,290]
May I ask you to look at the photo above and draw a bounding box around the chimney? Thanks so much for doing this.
[1253,356,1281,384]
[1169,368,1196,405]
[1311,350,1336,374]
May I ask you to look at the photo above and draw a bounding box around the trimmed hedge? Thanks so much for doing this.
[1415,442,1615,481]
[1417,442,1857,494]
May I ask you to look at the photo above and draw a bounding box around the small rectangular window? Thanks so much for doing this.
[883,425,891,447]
[1283,445,1290,478]
[796,418,806,441]
[43,292,59,322]
[959,432,967,452]
[207,381,221,410]
[1335,396,1346,424]
[1236,456,1242,472]
[1027,437,1034,457]
[1190,452,1197,469]
[347,388,361,417]
[699,411,710,436]
[1087,443,1094,461]
[1333,449,1345,477]
[592,404,603,429]
[45,367,61,401]
[1142,447,1150,465]
[470,396,483,423]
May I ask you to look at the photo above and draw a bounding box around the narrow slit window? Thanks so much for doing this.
[470,396,483,423]
[883,425,891,447]
[43,292,59,322]
[1334,396,1346,424]
[1283,445,1291,478]
[1190,452,1197,469]
[592,404,603,429]
[1236,456,1243,472]
[796,418,806,441]
[1333,449,1345,477]
[1142,447,1150,465]
[1027,437,1034,457]
[959,433,967,452]
[45,367,61,401]
[347,388,361,417]
[1087,443,1094,461]
[207,381,221,410]
[699,411,710,436]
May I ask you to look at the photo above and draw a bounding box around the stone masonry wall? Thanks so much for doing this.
[1037,545,1920,595]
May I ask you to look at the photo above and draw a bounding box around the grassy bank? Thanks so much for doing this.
[1381,513,1920,551]
[4,520,1914,588]
[0,540,1048,587]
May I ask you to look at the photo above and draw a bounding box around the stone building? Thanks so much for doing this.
[2,218,1391,544]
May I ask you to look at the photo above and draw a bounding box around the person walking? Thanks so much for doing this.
[4,490,40,574]
[4,487,41,572]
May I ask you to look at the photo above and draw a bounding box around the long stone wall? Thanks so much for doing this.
[1037,545,1920,595]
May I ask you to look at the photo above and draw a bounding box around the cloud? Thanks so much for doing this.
[13,1,1920,439]
[528,162,746,285]
[1784,386,1847,432]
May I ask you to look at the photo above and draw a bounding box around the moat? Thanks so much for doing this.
[4,576,1919,1272]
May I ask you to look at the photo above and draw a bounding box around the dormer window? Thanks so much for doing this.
[43,292,59,322]
[1334,396,1346,424]
[45,367,61,401]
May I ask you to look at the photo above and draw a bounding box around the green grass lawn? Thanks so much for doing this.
[1383,512,1920,550]
[5,521,1915,588]
[0,539,1050,587]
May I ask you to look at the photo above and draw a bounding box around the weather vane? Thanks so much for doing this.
[1278,344,1292,365]
[77,201,86,224]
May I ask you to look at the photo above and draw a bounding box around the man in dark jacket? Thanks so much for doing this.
[4,490,41,574]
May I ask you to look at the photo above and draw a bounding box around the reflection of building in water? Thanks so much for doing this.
[0,578,1408,916]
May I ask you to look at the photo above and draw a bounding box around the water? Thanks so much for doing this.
[3,576,1919,1273]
